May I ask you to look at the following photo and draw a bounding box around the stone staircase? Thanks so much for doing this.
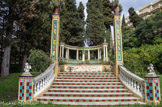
[37,72,145,105]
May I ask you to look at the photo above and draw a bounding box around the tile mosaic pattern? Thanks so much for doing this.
[26,79,33,100]
[38,98,139,102]
[55,80,119,82]
[154,80,160,101]
[43,94,132,97]
[146,80,153,100]
[52,86,124,89]
[19,79,25,100]
[54,83,121,85]
[48,90,128,93]
[19,79,33,101]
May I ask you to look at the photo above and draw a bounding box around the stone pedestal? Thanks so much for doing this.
[18,73,34,102]
[144,74,161,104]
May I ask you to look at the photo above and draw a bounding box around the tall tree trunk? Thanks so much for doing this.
[1,7,14,77]
[1,45,11,77]
[21,53,27,72]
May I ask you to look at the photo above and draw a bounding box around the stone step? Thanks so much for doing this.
[57,77,117,79]
[43,92,133,97]
[37,97,140,102]
[55,79,120,82]
[51,85,124,89]
[59,72,114,75]
[53,82,121,85]
[48,88,128,93]
[39,101,146,105]
[58,75,115,77]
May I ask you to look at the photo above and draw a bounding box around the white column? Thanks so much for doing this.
[66,48,68,59]
[106,45,108,59]
[98,49,100,60]
[76,50,79,60]
[68,48,69,59]
[82,53,85,62]
[88,50,90,60]
[103,46,105,61]
[61,46,64,58]
[100,49,102,59]
[60,46,62,58]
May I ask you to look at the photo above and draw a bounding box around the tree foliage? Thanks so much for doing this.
[86,0,105,46]
[124,45,162,76]
[135,11,162,46]
[103,0,114,30]
[60,0,85,46]
[128,7,143,28]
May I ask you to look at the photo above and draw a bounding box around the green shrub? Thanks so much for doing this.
[124,45,162,77]
[27,50,52,73]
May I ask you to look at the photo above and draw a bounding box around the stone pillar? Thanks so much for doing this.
[106,45,108,59]
[68,48,70,59]
[88,50,90,61]
[76,50,79,60]
[50,7,60,64]
[113,7,123,77]
[98,49,100,60]
[66,48,68,59]
[18,72,34,102]
[144,73,161,104]
[62,45,64,58]
[82,50,85,62]
[60,46,62,58]
[103,46,105,61]
[100,49,102,59]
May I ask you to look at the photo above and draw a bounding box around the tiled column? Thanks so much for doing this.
[144,74,161,104]
[18,74,34,102]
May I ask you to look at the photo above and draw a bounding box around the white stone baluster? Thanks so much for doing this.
[118,65,145,98]
[33,64,55,98]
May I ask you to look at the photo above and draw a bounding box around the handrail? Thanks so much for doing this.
[33,64,55,97]
[119,65,145,98]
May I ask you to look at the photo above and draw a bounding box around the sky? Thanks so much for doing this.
[76,0,156,18]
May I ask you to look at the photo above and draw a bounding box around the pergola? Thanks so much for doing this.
[59,40,108,63]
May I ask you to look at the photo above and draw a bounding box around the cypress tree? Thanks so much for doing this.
[60,0,84,46]
[86,0,105,46]
[128,7,143,28]
[103,0,114,30]
[76,2,85,46]
[122,15,126,28]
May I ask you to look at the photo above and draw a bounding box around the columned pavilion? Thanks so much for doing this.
[59,40,108,63]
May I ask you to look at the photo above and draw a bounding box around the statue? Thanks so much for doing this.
[147,64,156,75]
[23,62,32,75]
[114,6,120,15]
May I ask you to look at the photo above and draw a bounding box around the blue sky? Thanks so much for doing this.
[76,0,156,18]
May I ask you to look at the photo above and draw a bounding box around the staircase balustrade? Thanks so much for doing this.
[119,65,145,98]
[33,64,55,97]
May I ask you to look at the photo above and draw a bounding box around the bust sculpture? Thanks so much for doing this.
[23,62,32,75]
[147,64,156,75]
